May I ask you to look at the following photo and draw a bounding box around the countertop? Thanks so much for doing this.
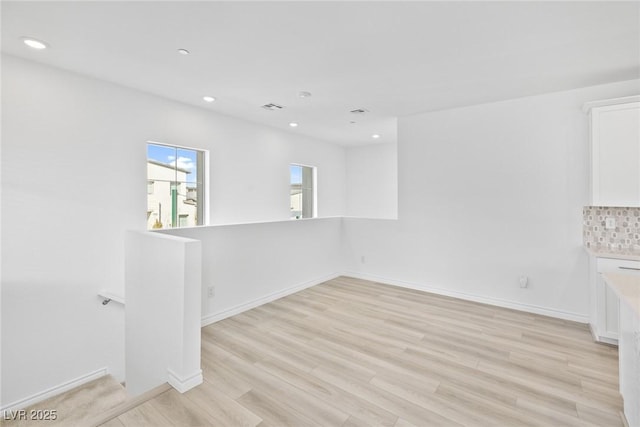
[585,247,640,262]
[603,273,640,316]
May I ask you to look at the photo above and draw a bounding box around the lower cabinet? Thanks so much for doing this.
[619,300,640,427]
[589,257,640,344]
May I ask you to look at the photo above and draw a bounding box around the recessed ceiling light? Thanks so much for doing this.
[203,96,216,103]
[372,134,381,139]
[289,122,299,128]
[178,49,190,55]
[22,37,48,50]
[298,91,312,98]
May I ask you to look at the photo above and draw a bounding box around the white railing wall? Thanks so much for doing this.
[124,231,202,396]
[160,217,344,326]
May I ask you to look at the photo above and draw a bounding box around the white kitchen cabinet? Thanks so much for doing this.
[604,273,640,427]
[589,257,640,344]
[619,299,640,427]
[585,96,640,207]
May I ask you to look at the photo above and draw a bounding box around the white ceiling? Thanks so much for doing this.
[2,1,639,146]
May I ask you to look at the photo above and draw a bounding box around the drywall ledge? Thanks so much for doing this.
[151,216,346,230]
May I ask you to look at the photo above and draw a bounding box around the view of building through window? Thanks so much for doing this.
[290,164,314,219]
[147,143,205,229]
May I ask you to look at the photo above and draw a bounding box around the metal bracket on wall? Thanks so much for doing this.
[98,290,125,306]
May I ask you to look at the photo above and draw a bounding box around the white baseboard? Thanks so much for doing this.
[201,272,341,327]
[596,336,619,346]
[345,271,590,324]
[621,408,630,427]
[1,367,108,415]
[200,271,590,325]
[167,369,203,393]
[588,323,619,346]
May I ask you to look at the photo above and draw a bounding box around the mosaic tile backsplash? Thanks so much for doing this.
[583,206,640,251]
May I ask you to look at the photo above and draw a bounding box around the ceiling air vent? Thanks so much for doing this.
[350,108,369,114]
[261,103,285,111]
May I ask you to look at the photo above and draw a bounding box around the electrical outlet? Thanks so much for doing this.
[207,286,215,298]
[605,217,616,230]
[518,276,528,288]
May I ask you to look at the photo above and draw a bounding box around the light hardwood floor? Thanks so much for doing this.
[2,375,127,427]
[105,276,623,426]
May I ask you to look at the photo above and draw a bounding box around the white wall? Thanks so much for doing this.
[205,118,346,225]
[125,231,202,396]
[343,79,640,321]
[160,217,343,324]
[0,55,345,408]
[3,51,639,410]
[346,143,398,219]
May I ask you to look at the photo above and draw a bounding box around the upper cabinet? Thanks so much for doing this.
[585,96,640,207]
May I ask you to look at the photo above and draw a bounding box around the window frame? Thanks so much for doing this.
[147,140,209,229]
[290,163,317,219]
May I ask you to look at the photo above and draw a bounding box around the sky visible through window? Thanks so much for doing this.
[148,144,198,183]
[290,164,302,184]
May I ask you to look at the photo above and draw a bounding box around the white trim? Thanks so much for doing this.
[89,383,172,427]
[146,140,210,227]
[312,166,318,219]
[344,272,590,324]
[1,367,108,414]
[158,215,343,232]
[588,323,618,345]
[582,95,640,113]
[147,139,207,152]
[289,163,317,219]
[203,149,210,227]
[167,369,203,393]
[588,322,599,342]
[596,335,618,346]
[201,272,341,326]
[200,271,589,326]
